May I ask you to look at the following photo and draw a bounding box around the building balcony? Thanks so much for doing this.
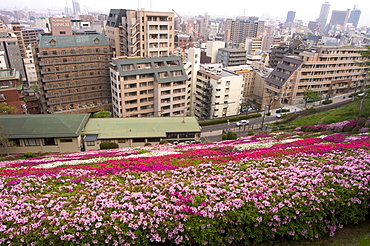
[42,74,109,83]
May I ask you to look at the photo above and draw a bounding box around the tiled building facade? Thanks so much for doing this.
[35,34,113,114]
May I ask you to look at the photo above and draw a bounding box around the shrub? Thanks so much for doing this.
[99,142,119,149]
[23,152,37,158]
[159,140,168,144]
[223,131,237,140]
[322,100,333,105]
[144,142,152,146]
[227,131,237,140]
[247,129,255,136]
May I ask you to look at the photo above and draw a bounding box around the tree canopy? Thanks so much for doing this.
[0,102,17,114]
[92,109,111,118]
[303,89,321,107]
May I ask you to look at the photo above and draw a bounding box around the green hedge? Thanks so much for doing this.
[99,142,119,149]
[322,100,333,105]
[199,113,261,126]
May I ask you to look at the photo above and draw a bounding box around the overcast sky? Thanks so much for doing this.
[3,0,370,27]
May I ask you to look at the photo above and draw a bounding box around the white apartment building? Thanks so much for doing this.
[206,41,225,63]
[23,46,38,86]
[194,65,243,120]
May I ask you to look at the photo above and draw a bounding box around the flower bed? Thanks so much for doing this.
[0,133,370,245]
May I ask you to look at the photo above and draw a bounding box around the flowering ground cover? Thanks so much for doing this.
[1,132,370,245]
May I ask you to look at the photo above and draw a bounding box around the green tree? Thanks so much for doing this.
[93,109,111,118]
[0,102,17,114]
[303,89,321,108]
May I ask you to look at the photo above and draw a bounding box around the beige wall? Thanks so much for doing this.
[2,137,81,155]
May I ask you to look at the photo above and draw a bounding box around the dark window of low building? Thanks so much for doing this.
[43,138,57,146]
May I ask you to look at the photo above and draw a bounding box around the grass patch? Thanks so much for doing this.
[290,97,370,126]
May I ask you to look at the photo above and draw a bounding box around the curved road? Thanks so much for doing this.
[201,114,281,133]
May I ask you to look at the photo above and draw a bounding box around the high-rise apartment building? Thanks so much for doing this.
[263,46,367,109]
[217,48,247,67]
[223,19,233,41]
[22,28,45,47]
[286,11,296,23]
[35,34,112,114]
[110,56,187,118]
[194,65,243,120]
[10,22,26,58]
[348,7,361,28]
[106,9,174,58]
[24,46,38,86]
[316,2,330,32]
[0,31,26,79]
[229,20,264,44]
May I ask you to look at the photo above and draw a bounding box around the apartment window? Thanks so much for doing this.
[24,138,40,146]
[60,139,73,143]
[42,51,48,56]
[43,138,57,146]
[52,50,57,55]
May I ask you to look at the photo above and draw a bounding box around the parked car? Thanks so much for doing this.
[276,113,285,118]
[236,120,249,126]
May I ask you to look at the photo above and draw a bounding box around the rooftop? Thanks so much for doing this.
[38,34,108,48]
[0,114,90,138]
[82,117,201,139]
[112,57,187,84]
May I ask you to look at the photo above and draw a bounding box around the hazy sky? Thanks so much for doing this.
[3,0,370,27]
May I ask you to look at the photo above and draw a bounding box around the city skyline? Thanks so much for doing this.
[2,0,369,27]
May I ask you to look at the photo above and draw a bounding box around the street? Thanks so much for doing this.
[201,114,279,133]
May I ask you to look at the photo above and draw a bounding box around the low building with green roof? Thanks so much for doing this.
[0,114,90,154]
[82,116,201,149]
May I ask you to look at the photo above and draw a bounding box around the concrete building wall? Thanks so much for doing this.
[206,41,225,63]
[50,17,73,35]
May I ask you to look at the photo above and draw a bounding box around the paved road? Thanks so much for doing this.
[201,114,280,133]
